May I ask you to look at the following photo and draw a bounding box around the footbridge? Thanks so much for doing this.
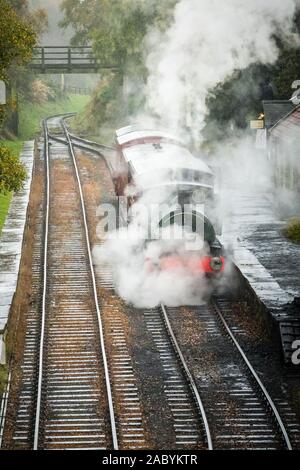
[30,46,118,73]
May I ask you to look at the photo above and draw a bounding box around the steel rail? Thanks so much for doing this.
[33,115,118,450]
[211,298,292,450]
[60,118,118,450]
[160,303,213,450]
[0,371,11,448]
[33,119,50,450]
[31,118,293,451]
[43,123,293,450]
[48,133,104,155]
[68,132,115,152]
[61,116,116,180]
[47,115,114,155]
[36,119,292,451]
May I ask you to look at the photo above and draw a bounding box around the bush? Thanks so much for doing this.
[0,144,27,194]
[283,217,300,244]
[31,79,55,105]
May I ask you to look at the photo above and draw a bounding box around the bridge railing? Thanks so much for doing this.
[31,46,118,72]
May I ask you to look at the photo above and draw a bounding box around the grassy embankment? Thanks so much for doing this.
[18,93,90,141]
[283,217,300,244]
[0,94,89,234]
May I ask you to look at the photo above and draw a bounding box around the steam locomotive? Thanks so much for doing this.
[111,125,225,275]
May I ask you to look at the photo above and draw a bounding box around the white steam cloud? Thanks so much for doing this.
[94,0,299,308]
[95,222,212,308]
[145,0,298,138]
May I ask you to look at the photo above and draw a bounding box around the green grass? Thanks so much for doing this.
[0,140,24,234]
[19,94,90,140]
[283,217,300,244]
[0,94,90,233]
[0,192,13,234]
[2,140,23,156]
[0,364,8,399]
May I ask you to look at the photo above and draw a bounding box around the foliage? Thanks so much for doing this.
[0,0,40,132]
[61,0,177,77]
[91,4,152,71]
[60,0,177,130]
[31,80,55,105]
[204,54,300,140]
[7,0,28,13]
[0,144,27,194]
[272,47,300,99]
[7,0,48,36]
[204,65,269,140]
[60,1,300,136]
[283,217,300,244]
[0,1,48,133]
[60,0,177,53]
[77,72,126,132]
[0,140,23,232]
[6,0,48,96]
[205,10,300,138]
[0,0,36,81]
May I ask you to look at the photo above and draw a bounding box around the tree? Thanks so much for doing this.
[204,64,270,141]
[272,47,300,99]
[7,0,48,36]
[60,0,176,46]
[61,0,176,71]
[0,1,37,189]
[0,0,36,132]
[60,0,177,130]
[0,145,27,194]
[0,0,36,81]
[59,0,102,46]
[0,0,48,135]
[5,0,48,94]
[204,8,300,140]
[60,1,300,139]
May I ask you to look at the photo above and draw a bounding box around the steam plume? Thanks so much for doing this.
[145,0,298,139]
[94,0,299,307]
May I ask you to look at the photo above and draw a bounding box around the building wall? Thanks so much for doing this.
[270,135,298,191]
[268,131,300,214]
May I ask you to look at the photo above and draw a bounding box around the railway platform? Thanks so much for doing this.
[222,188,300,363]
[0,141,34,364]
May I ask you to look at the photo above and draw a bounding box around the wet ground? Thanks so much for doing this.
[222,189,300,316]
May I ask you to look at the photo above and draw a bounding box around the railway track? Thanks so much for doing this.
[79,126,294,450]
[1,116,118,450]
[141,305,211,449]
[39,116,211,450]
[161,299,295,450]
[94,256,211,449]
[1,114,298,450]
[57,118,293,451]
[33,116,118,450]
